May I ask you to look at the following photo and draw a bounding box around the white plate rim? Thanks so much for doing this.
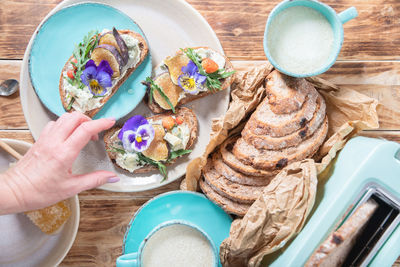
[20,0,229,192]
[0,138,80,266]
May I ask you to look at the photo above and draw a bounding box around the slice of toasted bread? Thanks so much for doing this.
[199,178,250,217]
[104,107,198,173]
[59,30,149,118]
[212,152,271,186]
[220,136,280,177]
[305,200,378,267]
[203,155,265,204]
[233,117,328,171]
[242,94,326,150]
[246,86,318,138]
[146,46,235,114]
[266,70,316,114]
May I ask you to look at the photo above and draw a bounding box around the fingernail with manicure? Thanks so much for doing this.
[107,177,120,183]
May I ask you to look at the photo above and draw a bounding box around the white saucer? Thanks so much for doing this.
[0,139,79,267]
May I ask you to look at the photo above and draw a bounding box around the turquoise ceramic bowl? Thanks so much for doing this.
[29,3,152,119]
[121,191,232,267]
[263,0,357,77]
[117,220,219,267]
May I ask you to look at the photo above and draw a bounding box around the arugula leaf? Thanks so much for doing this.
[168,149,192,162]
[70,30,99,89]
[66,98,75,111]
[145,77,176,113]
[182,48,235,92]
[107,146,126,154]
[137,153,168,181]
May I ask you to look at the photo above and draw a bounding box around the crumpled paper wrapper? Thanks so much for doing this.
[182,64,379,266]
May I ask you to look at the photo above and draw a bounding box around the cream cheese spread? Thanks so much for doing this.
[194,48,225,70]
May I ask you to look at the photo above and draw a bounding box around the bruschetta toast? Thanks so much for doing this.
[59,28,148,118]
[144,47,235,114]
[104,107,198,178]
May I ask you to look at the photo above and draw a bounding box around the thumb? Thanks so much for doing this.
[72,171,119,193]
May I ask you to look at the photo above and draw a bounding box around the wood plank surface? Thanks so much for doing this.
[0,0,400,266]
[2,60,400,130]
[0,0,400,60]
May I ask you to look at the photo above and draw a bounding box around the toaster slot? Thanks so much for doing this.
[342,189,400,267]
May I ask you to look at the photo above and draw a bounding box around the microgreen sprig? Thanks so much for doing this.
[67,30,99,89]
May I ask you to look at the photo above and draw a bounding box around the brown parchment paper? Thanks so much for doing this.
[182,64,379,266]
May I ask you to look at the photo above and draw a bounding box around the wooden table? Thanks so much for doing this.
[0,0,399,266]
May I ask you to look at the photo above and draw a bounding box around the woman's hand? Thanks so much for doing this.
[0,112,118,214]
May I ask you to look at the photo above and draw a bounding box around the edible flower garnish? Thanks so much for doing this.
[118,115,155,153]
[177,60,206,94]
[182,48,235,92]
[81,60,113,96]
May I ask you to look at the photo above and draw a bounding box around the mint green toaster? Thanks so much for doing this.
[265,136,400,266]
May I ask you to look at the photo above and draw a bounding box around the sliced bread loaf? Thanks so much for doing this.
[199,178,250,217]
[246,87,318,137]
[203,155,266,204]
[220,136,280,177]
[212,152,272,186]
[242,94,326,150]
[233,117,328,170]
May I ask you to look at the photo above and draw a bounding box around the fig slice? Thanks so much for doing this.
[164,53,190,85]
[91,44,123,78]
[142,125,169,161]
[153,73,183,110]
[99,32,120,52]
[112,27,129,65]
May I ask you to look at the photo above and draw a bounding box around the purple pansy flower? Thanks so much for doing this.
[118,115,155,153]
[178,60,206,94]
[81,60,113,96]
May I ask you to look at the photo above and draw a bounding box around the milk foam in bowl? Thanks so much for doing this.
[264,0,357,77]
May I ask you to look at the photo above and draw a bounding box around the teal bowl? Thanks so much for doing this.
[28,3,152,119]
[263,0,357,78]
[121,191,232,267]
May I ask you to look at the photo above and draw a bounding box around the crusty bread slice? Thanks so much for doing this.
[212,152,271,186]
[59,30,149,118]
[146,46,235,114]
[233,117,328,171]
[199,178,250,217]
[305,199,378,267]
[242,94,326,150]
[104,107,198,173]
[266,70,316,114]
[246,87,318,138]
[203,155,266,204]
[220,136,280,177]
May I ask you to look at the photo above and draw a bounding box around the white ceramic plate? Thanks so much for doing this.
[20,0,229,192]
[0,139,79,267]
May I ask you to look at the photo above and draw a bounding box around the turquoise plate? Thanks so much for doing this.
[28,3,152,119]
[122,191,232,266]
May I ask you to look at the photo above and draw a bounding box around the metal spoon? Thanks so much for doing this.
[0,79,19,96]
